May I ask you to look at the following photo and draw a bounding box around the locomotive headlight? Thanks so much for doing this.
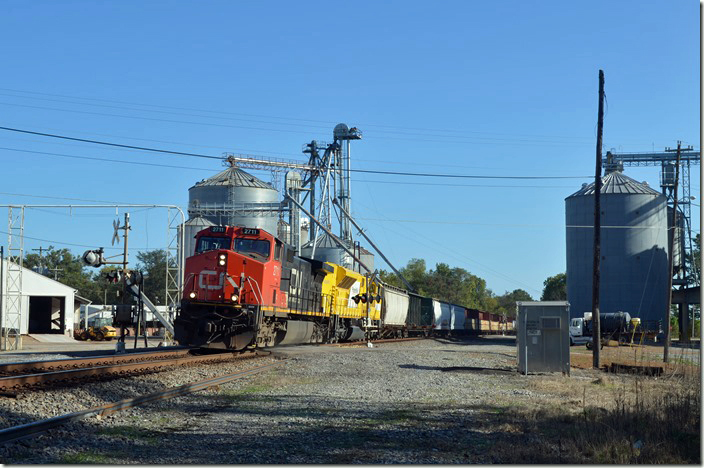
[230,294,238,302]
[218,254,226,266]
[189,292,196,299]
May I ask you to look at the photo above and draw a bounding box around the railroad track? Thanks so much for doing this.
[0,349,260,393]
[327,337,424,347]
[0,359,284,445]
[0,349,192,376]
[0,336,419,391]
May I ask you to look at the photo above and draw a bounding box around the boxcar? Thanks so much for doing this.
[449,303,466,334]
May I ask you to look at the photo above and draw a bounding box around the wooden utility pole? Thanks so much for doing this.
[592,70,605,369]
[664,141,682,363]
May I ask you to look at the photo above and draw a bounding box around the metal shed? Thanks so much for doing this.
[516,301,570,375]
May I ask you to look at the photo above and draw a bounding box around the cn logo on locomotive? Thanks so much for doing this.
[198,270,224,290]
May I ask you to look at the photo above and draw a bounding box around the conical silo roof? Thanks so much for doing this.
[566,171,660,199]
[302,231,344,250]
[191,166,275,190]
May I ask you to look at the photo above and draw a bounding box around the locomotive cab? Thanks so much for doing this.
[175,226,332,349]
[182,226,287,309]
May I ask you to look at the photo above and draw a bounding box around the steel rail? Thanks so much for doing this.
[325,337,424,347]
[0,349,192,375]
[0,360,283,445]
[0,352,257,390]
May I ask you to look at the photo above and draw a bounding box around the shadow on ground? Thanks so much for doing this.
[2,384,698,464]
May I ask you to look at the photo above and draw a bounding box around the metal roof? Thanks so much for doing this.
[302,232,346,250]
[191,166,275,190]
[566,171,661,199]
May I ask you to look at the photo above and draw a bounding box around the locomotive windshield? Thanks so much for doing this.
[195,236,232,253]
[234,238,270,260]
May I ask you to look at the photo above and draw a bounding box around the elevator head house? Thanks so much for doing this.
[1,259,84,337]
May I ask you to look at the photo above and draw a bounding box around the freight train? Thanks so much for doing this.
[174,225,511,350]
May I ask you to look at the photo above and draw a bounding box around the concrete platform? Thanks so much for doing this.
[27,334,79,343]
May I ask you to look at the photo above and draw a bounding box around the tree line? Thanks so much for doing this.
[18,247,569,316]
[21,247,171,305]
[379,258,567,318]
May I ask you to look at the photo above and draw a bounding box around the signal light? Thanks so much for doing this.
[360,294,368,304]
[82,248,106,267]
[105,270,121,284]
[352,295,360,304]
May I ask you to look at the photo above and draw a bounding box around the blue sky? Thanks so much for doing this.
[0,0,699,298]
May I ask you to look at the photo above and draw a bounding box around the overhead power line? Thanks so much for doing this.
[0,126,221,160]
[0,127,591,180]
[0,146,217,171]
[0,87,600,141]
[0,101,603,147]
[0,229,161,252]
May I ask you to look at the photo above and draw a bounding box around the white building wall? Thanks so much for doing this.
[1,260,77,335]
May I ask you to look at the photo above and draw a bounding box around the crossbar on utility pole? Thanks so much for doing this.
[592,70,605,369]
[664,141,682,363]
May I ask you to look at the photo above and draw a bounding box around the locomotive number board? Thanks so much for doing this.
[210,226,227,233]
[241,228,260,235]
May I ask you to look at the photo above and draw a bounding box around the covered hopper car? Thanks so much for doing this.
[379,283,513,338]
[174,225,513,350]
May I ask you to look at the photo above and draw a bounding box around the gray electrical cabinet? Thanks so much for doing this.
[516,301,570,375]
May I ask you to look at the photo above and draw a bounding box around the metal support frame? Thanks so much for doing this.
[3,207,24,351]
[333,198,414,292]
[285,172,303,255]
[221,125,361,256]
[1,204,185,351]
[165,207,185,341]
[605,149,700,287]
[285,194,370,273]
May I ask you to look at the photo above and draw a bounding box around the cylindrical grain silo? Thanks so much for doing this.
[188,161,280,236]
[565,170,669,322]
[301,233,353,269]
[180,216,216,258]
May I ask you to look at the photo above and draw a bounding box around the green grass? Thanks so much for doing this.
[96,426,159,445]
[58,451,115,464]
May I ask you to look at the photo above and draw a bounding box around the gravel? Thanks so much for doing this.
[0,336,596,464]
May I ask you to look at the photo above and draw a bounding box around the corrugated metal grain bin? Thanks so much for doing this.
[407,293,423,327]
[565,171,668,321]
[516,301,570,375]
